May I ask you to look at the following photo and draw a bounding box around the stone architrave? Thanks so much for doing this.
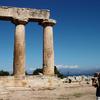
[0,6,50,21]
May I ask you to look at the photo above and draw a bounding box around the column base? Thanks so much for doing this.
[43,66,54,76]
[14,74,25,80]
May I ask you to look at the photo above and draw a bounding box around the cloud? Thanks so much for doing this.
[56,64,79,69]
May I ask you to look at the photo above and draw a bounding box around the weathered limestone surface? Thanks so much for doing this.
[13,23,25,78]
[0,76,95,100]
[0,6,50,22]
[40,19,56,75]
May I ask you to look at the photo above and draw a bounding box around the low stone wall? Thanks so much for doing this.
[0,76,62,88]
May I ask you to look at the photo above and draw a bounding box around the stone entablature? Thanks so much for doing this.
[0,6,50,22]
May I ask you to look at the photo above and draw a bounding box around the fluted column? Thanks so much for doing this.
[40,19,56,76]
[13,20,26,78]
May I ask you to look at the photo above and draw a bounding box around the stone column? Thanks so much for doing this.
[13,20,27,78]
[40,19,56,76]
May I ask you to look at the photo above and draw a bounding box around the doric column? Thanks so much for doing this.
[40,19,56,76]
[13,20,27,78]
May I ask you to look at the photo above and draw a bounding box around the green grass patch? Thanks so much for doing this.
[73,93,83,98]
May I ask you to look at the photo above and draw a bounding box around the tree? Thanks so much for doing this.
[0,70,9,76]
[25,71,28,75]
[33,68,43,75]
[54,66,65,79]
[33,66,64,78]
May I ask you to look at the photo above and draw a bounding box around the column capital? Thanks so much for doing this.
[39,19,56,27]
[12,19,28,25]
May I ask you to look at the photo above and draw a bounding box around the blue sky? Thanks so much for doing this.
[0,0,100,71]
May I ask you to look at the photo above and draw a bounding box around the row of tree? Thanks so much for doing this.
[0,66,65,78]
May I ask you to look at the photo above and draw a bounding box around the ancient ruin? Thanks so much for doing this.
[0,6,95,100]
[0,6,56,78]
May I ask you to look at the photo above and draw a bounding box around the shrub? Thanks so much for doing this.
[54,66,65,79]
[33,68,43,75]
[0,70,9,76]
[33,66,65,79]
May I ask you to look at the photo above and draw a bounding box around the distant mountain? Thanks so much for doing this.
[58,67,100,76]
[26,67,100,76]
[8,67,100,76]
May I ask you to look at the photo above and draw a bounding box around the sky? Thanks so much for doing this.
[0,0,100,71]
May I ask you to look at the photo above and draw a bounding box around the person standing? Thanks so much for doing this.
[92,72,100,100]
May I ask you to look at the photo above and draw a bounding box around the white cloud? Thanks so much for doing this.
[56,64,79,69]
